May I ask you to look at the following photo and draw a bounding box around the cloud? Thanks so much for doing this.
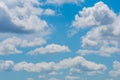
[0,56,107,74]
[46,0,84,5]
[70,1,120,56]
[14,61,55,72]
[0,60,14,71]
[0,0,50,33]
[80,16,120,56]
[16,56,106,74]
[0,37,46,55]
[56,56,106,75]
[0,43,22,55]
[28,44,71,55]
[77,46,120,57]
[109,61,120,77]
[65,75,80,80]
[72,1,116,29]
[42,9,55,16]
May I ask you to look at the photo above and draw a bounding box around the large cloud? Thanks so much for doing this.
[72,1,116,29]
[71,1,120,56]
[0,0,54,33]
[14,56,106,74]
[78,15,120,56]
[0,56,107,75]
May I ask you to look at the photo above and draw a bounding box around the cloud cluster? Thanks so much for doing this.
[0,1,119,80]
[0,0,55,33]
[0,56,107,75]
[72,1,120,56]
[28,44,71,55]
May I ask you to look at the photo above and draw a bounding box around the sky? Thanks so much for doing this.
[0,0,120,80]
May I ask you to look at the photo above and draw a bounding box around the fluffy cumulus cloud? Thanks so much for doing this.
[46,0,84,5]
[71,1,120,56]
[0,37,46,55]
[79,16,120,56]
[14,61,55,72]
[14,57,106,72]
[109,61,120,77]
[72,1,116,29]
[0,56,106,74]
[0,0,57,55]
[28,44,71,55]
[0,0,55,33]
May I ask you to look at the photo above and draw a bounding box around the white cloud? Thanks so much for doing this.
[46,0,84,5]
[48,71,63,76]
[77,46,120,57]
[56,57,106,71]
[28,44,71,55]
[0,60,14,71]
[55,56,107,75]
[71,1,120,56]
[0,43,22,55]
[57,56,106,75]
[1,37,46,47]
[0,37,46,55]
[77,49,99,56]
[0,0,50,33]
[42,9,55,16]
[109,61,120,77]
[14,61,55,72]
[0,56,107,74]
[80,16,120,56]
[72,1,116,29]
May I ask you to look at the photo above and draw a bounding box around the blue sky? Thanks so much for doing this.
[0,0,120,80]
